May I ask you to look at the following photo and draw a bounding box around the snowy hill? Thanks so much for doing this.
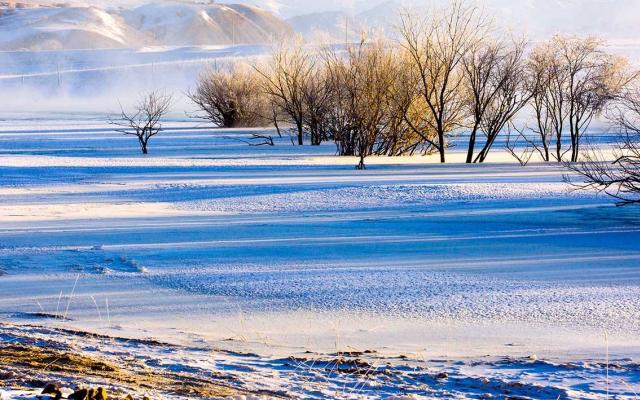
[0,6,147,50]
[122,2,291,47]
[0,1,292,51]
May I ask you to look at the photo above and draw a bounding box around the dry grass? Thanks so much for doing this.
[0,340,240,399]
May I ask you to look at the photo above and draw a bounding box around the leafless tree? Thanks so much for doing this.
[568,87,640,205]
[463,38,530,163]
[399,1,488,163]
[528,36,629,162]
[563,37,630,162]
[526,47,561,162]
[256,39,315,145]
[381,54,438,156]
[188,64,268,128]
[112,91,172,155]
[323,38,396,169]
[301,63,333,145]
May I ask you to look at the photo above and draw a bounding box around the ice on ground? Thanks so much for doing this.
[0,117,639,398]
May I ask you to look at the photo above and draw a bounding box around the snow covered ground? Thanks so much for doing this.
[0,115,639,398]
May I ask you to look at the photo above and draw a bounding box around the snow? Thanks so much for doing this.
[0,115,639,398]
[1,322,639,399]
[0,6,146,51]
[0,2,291,51]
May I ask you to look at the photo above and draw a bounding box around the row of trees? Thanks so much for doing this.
[187,2,633,167]
[111,2,639,204]
[113,79,640,204]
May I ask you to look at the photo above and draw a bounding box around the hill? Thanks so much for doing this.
[0,1,292,51]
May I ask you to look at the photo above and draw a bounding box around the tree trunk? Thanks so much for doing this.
[466,128,477,164]
[296,120,304,146]
[356,155,366,170]
[543,144,549,162]
[571,126,579,162]
[438,129,446,163]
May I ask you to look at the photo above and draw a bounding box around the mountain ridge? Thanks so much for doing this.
[0,1,292,51]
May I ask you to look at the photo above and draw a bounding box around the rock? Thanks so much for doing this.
[69,388,90,400]
[435,371,449,380]
[527,354,538,361]
[42,383,63,400]
[123,395,134,400]
[143,396,151,400]
[41,384,60,395]
[94,387,108,400]
[0,371,15,380]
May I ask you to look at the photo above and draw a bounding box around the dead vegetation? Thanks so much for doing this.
[0,327,245,399]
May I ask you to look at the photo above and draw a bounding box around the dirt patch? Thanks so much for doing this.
[0,342,239,399]
[0,344,117,375]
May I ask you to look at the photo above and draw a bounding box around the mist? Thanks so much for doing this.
[0,46,268,115]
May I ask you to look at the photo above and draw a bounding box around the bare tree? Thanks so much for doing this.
[382,54,438,156]
[257,39,314,145]
[301,62,333,145]
[526,47,562,162]
[112,91,172,155]
[188,64,268,128]
[399,1,487,163]
[561,37,628,162]
[463,38,530,163]
[568,87,640,205]
[528,36,629,162]
[323,38,396,168]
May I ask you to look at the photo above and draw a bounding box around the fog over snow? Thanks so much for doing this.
[1,0,639,114]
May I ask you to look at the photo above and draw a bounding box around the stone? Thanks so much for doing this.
[94,387,108,400]
[41,384,60,395]
[41,383,63,400]
[69,388,90,400]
